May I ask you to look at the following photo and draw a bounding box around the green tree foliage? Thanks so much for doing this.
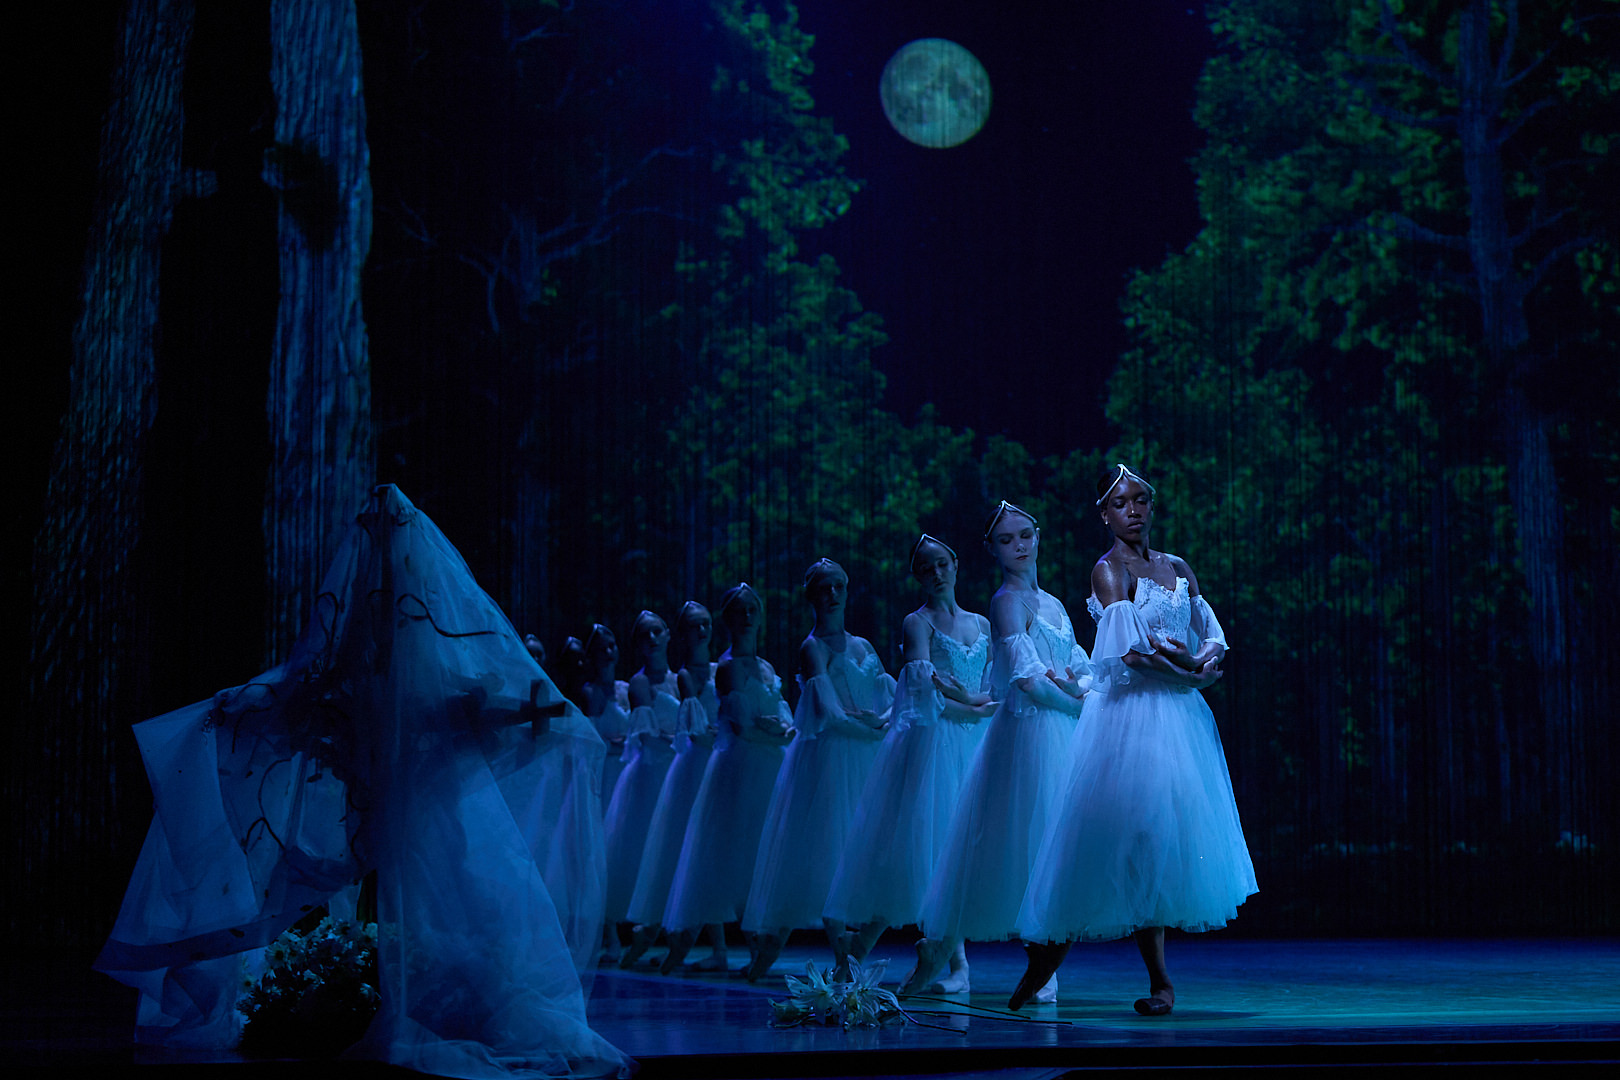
[660,0,974,658]
[1108,0,1617,928]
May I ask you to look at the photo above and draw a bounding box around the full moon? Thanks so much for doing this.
[880,39,991,149]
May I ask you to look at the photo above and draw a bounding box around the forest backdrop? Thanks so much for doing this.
[9,0,1617,963]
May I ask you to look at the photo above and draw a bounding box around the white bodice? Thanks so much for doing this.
[1087,576,1191,642]
[930,624,990,694]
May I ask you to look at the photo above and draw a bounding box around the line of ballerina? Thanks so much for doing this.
[579,463,1256,1018]
[95,464,1255,1078]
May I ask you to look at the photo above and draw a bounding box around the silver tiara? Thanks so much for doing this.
[1096,463,1156,506]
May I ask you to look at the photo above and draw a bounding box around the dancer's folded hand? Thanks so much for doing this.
[1155,636,1200,672]
[932,671,970,703]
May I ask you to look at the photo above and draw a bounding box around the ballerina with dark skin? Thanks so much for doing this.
[1009,467,1226,1015]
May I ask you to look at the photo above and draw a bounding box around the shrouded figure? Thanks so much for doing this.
[1011,465,1256,1014]
[742,559,896,982]
[823,534,995,988]
[94,484,630,1078]
[907,502,1093,1001]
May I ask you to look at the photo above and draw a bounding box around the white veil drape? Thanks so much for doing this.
[95,485,630,1078]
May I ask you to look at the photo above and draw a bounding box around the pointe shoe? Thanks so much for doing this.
[937,957,970,994]
[619,925,657,969]
[1009,969,1052,1011]
[1009,944,1066,1011]
[898,938,950,998]
[659,929,696,975]
[850,922,883,962]
[745,933,783,983]
[693,948,730,972]
[1004,939,1069,1010]
[831,931,855,980]
[1134,987,1174,1016]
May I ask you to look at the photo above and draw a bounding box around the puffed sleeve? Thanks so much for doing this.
[1001,633,1047,682]
[674,696,709,736]
[997,633,1086,716]
[1090,600,1157,693]
[622,703,658,762]
[792,674,838,740]
[1190,595,1229,655]
[890,660,945,732]
[873,670,898,717]
[671,696,708,753]
[992,633,1044,718]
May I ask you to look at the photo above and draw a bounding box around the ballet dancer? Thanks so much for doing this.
[905,502,1092,1001]
[1010,464,1256,1014]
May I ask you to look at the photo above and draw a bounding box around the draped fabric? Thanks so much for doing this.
[95,485,630,1078]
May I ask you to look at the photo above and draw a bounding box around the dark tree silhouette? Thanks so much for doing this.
[23,0,201,945]
[263,0,375,664]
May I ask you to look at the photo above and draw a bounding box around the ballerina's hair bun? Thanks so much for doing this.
[584,622,614,657]
[718,582,759,620]
[675,600,708,631]
[982,500,1038,541]
[631,609,664,643]
[801,558,846,595]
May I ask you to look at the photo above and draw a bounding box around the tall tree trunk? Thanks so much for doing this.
[1456,1,1570,830]
[263,0,374,664]
[19,0,195,946]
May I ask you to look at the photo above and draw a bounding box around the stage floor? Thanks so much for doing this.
[592,935,1620,1076]
[10,937,1619,1075]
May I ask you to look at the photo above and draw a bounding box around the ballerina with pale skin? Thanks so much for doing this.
[580,623,630,792]
[1010,464,1254,1015]
[659,585,794,975]
[620,602,729,971]
[823,535,996,988]
[602,612,684,950]
[905,502,1092,1000]
[742,559,894,982]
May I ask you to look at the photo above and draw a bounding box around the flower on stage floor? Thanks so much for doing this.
[769,958,905,1029]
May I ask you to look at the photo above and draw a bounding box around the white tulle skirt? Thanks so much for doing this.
[490,723,611,974]
[662,738,783,930]
[601,742,675,922]
[823,720,979,929]
[918,700,1075,943]
[743,731,881,933]
[624,737,712,926]
[1017,681,1256,943]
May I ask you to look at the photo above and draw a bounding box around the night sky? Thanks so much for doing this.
[22,1,1212,482]
[794,2,1212,457]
